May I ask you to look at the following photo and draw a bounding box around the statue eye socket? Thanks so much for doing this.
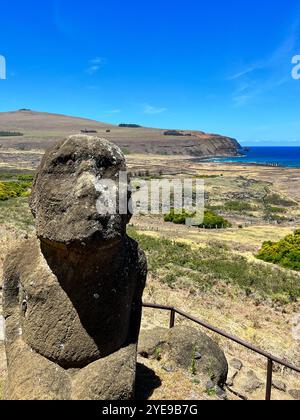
[53,154,76,166]
[95,156,113,169]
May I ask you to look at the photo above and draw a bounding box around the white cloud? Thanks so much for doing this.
[143,104,167,114]
[90,57,105,64]
[86,57,106,75]
[229,67,258,81]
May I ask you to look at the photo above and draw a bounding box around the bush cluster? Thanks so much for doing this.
[256,230,300,271]
[0,181,32,201]
[164,209,231,229]
[0,131,23,137]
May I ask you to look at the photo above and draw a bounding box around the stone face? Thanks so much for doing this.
[138,326,228,387]
[3,135,147,400]
[29,135,130,246]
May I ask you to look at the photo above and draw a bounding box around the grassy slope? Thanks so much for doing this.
[128,228,300,303]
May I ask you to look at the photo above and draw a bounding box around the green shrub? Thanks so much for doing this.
[263,213,288,223]
[256,230,300,271]
[224,200,256,212]
[264,194,295,208]
[0,180,32,201]
[164,209,231,229]
[265,206,287,214]
[201,210,231,229]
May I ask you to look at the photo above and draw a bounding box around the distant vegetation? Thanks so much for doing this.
[128,228,300,303]
[0,173,34,182]
[0,131,23,137]
[257,230,300,271]
[164,209,231,229]
[223,200,256,212]
[119,124,142,128]
[164,130,191,137]
[208,200,256,213]
[0,174,33,201]
[81,129,98,134]
[264,193,295,208]
[0,181,32,201]
[196,174,223,179]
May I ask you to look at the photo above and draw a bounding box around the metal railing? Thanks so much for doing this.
[142,303,300,401]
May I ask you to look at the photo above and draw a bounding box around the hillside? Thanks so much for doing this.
[0,110,240,171]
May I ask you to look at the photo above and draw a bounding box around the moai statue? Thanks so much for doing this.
[3,135,147,400]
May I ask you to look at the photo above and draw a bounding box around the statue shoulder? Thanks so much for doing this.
[3,237,40,278]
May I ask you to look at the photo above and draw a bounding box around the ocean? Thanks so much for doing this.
[207,147,300,168]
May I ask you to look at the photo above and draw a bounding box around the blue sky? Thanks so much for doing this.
[1,0,300,146]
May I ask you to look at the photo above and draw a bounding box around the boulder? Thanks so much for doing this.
[289,389,300,400]
[230,359,243,371]
[242,371,263,393]
[272,380,286,393]
[138,326,228,387]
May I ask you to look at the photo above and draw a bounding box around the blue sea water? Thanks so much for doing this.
[208,147,300,168]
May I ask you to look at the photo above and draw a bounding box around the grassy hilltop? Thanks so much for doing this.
[0,110,240,172]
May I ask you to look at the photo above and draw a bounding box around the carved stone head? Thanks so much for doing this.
[30,135,131,246]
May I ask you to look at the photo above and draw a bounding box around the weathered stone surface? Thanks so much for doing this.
[242,371,263,393]
[0,316,4,342]
[71,344,137,400]
[166,326,228,386]
[227,370,239,387]
[272,380,286,393]
[289,389,300,400]
[4,334,137,400]
[230,359,243,371]
[3,135,147,400]
[4,237,146,369]
[29,135,130,246]
[5,334,70,400]
[138,328,168,359]
[138,326,228,387]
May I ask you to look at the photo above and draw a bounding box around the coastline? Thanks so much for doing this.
[193,146,300,169]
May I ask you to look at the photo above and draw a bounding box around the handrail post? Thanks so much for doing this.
[266,358,273,401]
[170,308,176,329]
